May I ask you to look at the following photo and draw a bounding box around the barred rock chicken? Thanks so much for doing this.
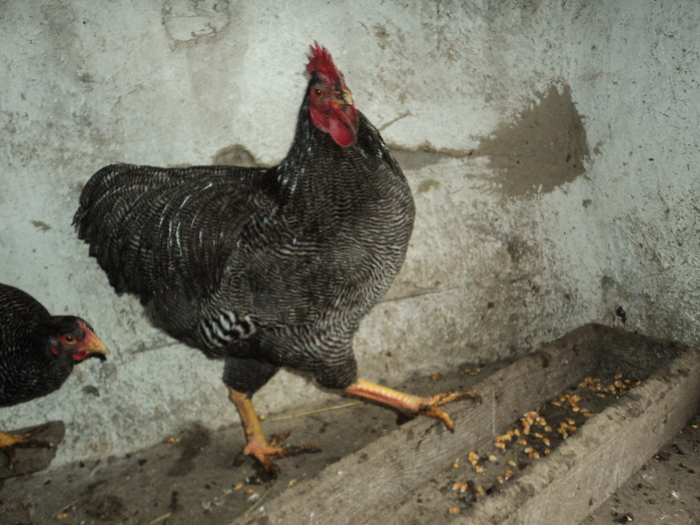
[0,283,108,455]
[75,43,471,473]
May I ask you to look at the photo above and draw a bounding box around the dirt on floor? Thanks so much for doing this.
[583,418,700,525]
[1,361,699,525]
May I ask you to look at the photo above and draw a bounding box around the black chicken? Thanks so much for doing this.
[0,283,108,454]
[75,43,473,473]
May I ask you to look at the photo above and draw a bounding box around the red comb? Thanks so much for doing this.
[306,41,341,84]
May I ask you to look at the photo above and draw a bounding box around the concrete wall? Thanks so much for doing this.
[1,0,698,465]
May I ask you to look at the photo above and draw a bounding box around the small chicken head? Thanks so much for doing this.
[306,42,359,147]
[48,317,109,362]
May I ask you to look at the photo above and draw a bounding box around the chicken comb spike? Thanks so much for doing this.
[306,41,342,84]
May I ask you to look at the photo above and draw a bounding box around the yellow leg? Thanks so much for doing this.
[228,388,321,474]
[344,379,480,431]
[0,427,52,449]
[0,430,27,449]
[0,427,53,468]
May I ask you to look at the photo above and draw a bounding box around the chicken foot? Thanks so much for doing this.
[228,388,321,475]
[344,379,480,431]
[0,426,53,467]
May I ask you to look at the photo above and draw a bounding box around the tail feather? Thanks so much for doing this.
[76,165,173,295]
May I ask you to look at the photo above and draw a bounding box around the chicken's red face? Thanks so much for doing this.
[306,42,359,147]
[49,318,109,362]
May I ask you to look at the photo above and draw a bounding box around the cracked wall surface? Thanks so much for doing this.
[0,0,698,466]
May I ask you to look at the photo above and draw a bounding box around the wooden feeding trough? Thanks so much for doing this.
[234,324,700,525]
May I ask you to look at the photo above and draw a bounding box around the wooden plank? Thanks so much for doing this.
[0,420,65,480]
[458,345,700,525]
[235,325,602,525]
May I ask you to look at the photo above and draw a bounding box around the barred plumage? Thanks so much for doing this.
[75,88,414,392]
[74,43,419,473]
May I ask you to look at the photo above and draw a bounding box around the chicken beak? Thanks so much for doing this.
[73,322,110,361]
[336,88,354,107]
[341,89,354,106]
[84,330,109,358]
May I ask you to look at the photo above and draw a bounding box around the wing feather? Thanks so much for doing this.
[75,164,270,306]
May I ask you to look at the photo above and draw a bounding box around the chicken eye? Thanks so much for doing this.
[64,335,75,343]
[313,88,323,96]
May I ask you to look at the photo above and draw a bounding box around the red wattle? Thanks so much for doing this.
[309,106,330,133]
[329,117,356,147]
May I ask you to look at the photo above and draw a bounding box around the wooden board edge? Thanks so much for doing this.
[235,325,601,525]
[459,346,700,525]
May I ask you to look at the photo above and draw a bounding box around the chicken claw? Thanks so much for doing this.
[0,426,54,468]
[415,389,481,431]
[345,380,481,432]
[236,429,321,475]
[229,388,321,475]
